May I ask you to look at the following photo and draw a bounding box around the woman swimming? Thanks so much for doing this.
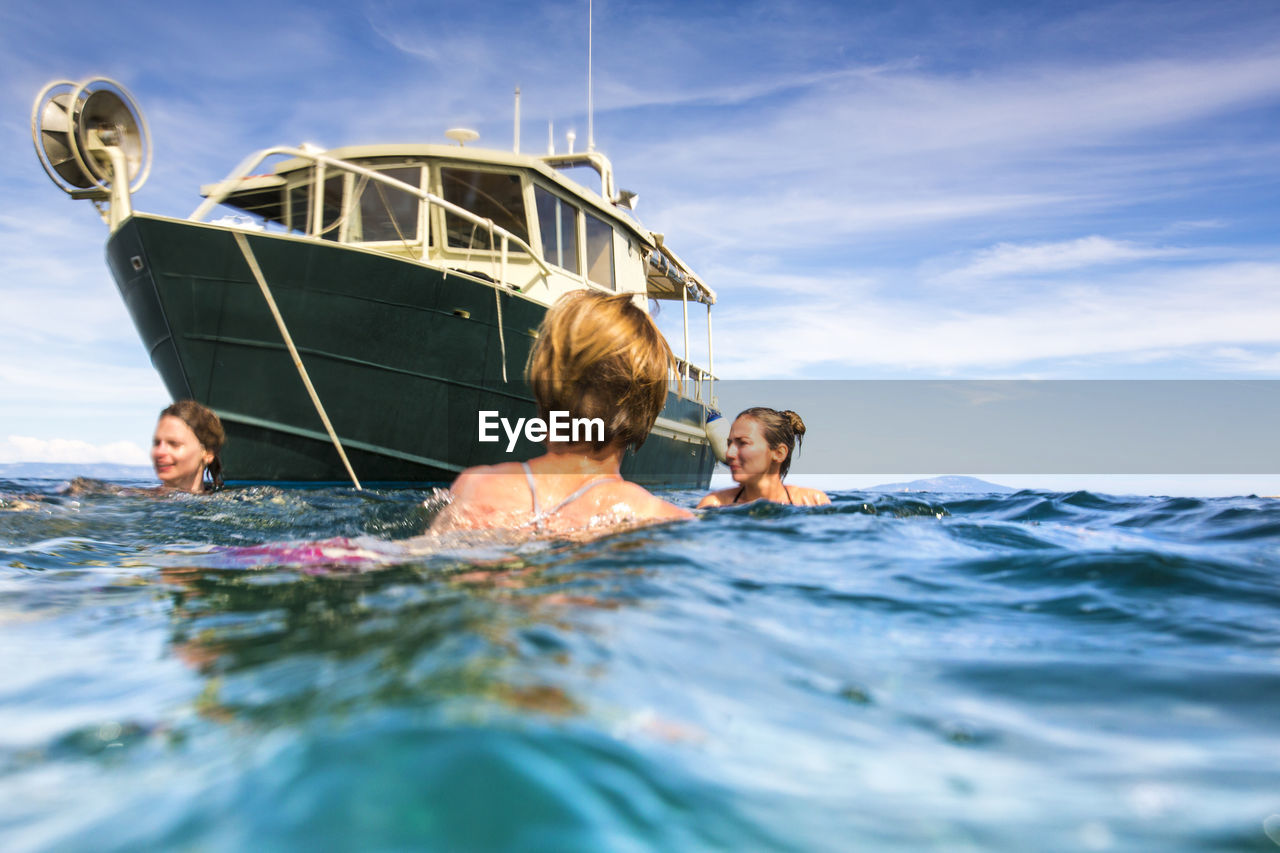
[698,408,830,507]
[152,400,225,493]
[431,291,693,534]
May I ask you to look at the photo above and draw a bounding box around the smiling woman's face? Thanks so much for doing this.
[151,415,212,492]
[726,415,786,483]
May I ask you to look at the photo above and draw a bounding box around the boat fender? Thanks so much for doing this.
[705,411,730,464]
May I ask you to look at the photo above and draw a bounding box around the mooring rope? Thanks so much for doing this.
[488,222,509,383]
[232,231,363,490]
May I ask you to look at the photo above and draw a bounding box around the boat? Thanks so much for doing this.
[31,77,723,488]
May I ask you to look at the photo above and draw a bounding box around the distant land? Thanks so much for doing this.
[0,465,1019,495]
[0,462,153,481]
[866,475,1017,494]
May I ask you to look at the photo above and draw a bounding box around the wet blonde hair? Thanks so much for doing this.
[526,291,673,450]
[160,400,226,490]
[736,407,807,479]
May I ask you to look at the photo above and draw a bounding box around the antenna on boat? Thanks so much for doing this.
[513,85,521,153]
[445,128,479,147]
[587,0,595,152]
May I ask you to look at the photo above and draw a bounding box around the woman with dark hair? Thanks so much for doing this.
[152,400,225,492]
[698,407,829,507]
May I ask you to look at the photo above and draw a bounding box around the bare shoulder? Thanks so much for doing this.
[433,462,530,531]
[697,487,739,508]
[448,462,524,498]
[789,486,831,506]
[608,481,693,521]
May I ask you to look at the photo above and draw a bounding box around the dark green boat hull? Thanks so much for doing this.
[106,215,715,487]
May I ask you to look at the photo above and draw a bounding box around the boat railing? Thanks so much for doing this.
[672,358,716,407]
[191,146,552,287]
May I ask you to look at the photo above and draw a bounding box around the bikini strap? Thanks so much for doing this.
[521,461,541,517]
[523,463,618,530]
[733,485,792,504]
[544,477,617,517]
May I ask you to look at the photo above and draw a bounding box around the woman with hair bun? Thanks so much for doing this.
[698,407,829,507]
[152,400,225,493]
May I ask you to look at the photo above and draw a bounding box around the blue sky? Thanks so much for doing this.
[2,1,1278,493]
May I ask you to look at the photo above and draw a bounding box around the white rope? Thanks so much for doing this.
[488,222,509,382]
[233,231,363,490]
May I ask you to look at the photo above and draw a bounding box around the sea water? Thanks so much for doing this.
[1,480,1278,852]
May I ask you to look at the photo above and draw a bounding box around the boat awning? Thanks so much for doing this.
[199,174,287,223]
[645,236,716,305]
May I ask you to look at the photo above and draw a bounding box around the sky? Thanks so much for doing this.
[2,0,1278,494]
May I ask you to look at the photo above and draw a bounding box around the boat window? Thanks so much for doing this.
[221,185,286,227]
[440,167,528,252]
[584,212,615,290]
[287,184,310,234]
[352,167,421,243]
[551,163,606,196]
[319,174,344,241]
[534,185,579,273]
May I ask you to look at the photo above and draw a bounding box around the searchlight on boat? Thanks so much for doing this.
[30,77,151,230]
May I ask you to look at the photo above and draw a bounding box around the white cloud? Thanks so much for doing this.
[614,48,1280,258]
[3,286,142,347]
[938,236,1187,282]
[655,193,1074,252]
[0,436,148,465]
[1166,219,1229,232]
[1204,348,1280,374]
[0,356,166,419]
[711,261,1280,378]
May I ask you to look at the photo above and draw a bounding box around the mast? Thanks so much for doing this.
[587,0,595,152]
[513,85,521,153]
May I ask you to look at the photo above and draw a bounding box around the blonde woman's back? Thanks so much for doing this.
[429,291,693,536]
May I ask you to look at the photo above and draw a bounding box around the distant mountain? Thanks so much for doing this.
[0,462,153,481]
[866,475,1016,494]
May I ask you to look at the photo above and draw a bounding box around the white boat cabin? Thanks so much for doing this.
[198,144,708,305]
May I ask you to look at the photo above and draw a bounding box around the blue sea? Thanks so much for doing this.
[2,479,1279,852]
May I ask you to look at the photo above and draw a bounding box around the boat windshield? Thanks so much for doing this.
[351,166,421,243]
[287,184,309,233]
[441,167,528,252]
[319,174,343,239]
